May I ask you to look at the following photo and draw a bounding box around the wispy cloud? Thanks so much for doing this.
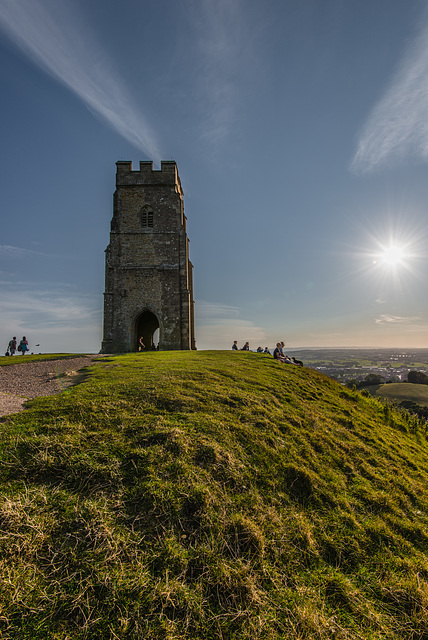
[0,244,47,258]
[0,283,102,352]
[0,0,161,162]
[196,301,241,320]
[351,13,428,173]
[195,300,266,349]
[188,0,259,148]
[375,314,422,325]
[0,285,100,325]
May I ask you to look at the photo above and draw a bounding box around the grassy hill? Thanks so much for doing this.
[1,351,428,639]
[373,382,428,407]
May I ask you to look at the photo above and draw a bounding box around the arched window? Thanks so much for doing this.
[140,205,154,228]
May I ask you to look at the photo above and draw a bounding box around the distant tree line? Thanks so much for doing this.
[398,400,428,421]
[346,374,389,389]
[346,370,428,390]
[402,371,428,423]
[407,370,428,385]
[345,370,428,425]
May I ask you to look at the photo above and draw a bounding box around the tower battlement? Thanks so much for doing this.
[116,161,182,195]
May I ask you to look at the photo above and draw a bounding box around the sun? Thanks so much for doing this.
[353,216,423,285]
[381,245,405,266]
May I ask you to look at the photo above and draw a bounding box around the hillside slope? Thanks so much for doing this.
[374,382,428,407]
[0,351,427,639]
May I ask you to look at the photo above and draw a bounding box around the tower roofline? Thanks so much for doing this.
[116,160,182,194]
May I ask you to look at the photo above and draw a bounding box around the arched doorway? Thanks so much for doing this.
[135,310,159,351]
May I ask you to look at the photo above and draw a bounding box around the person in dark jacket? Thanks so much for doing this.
[8,337,17,356]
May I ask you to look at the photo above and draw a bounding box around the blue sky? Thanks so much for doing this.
[1,0,428,352]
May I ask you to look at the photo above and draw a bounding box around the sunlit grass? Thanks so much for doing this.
[0,351,427,639]
[374,382,428,406]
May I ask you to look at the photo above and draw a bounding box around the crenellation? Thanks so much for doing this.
[114,160,183,197]
[139,161,154,171]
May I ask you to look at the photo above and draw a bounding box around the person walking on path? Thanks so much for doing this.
[18,337,29,355]
[8,337,17,356]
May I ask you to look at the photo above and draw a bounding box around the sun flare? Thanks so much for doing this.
[381,245,405,266]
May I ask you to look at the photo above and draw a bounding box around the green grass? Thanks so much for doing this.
[0,351,428,639]
[373,382,428,407]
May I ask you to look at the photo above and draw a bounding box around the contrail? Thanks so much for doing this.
[187,0,255,148]
[350,15,428,174]
[0,0,162,163]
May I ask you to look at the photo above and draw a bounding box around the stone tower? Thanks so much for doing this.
[101,161,196,353]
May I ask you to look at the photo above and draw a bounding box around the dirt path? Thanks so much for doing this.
[0,356,101,418]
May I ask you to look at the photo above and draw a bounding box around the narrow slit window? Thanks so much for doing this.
[140,206,154,228]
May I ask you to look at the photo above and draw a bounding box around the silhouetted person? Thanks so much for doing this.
[241,342,250,351]
[8,337,17,356]
[232,341,238,350]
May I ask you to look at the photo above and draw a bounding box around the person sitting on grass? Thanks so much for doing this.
[273,343,283,361]
[273,343,295,364]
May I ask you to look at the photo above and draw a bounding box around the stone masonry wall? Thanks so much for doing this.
[101,161,196,353]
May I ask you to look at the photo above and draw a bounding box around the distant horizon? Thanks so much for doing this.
[4,345,428,356]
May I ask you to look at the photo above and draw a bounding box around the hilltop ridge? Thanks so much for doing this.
[0,351,427,639]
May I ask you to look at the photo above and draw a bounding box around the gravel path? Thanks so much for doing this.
[0,356,101,418]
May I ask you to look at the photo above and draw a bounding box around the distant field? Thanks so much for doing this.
[289,347,428,367]
[373,382,428,406]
